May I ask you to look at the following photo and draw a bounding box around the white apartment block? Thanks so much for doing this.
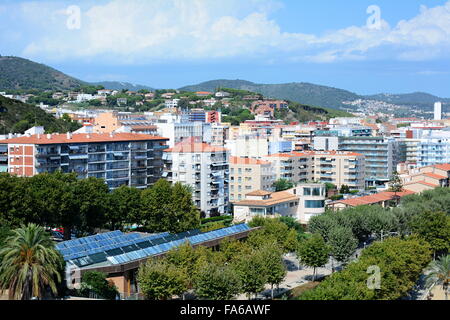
[163,141,229,218]
[156,122,212,148]
[229,156,276,202]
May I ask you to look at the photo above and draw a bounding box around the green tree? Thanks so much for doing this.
[141,180,200,233]
[425,255,450,300]
[308,213,337,242]
[107,186,142,230]
[137,258,188,300]
[79,271,118,300]
[0,224,64,300]
[300,237,431,300]
[194,263,241,300]
[328,226,358,265]
[410,211,450,257]
[233,251,268,299]
[273,179,294,192]
[177,98,190,110]
[260,243,287,299]
[388,171,403,193]
[297,234,330,281]
[339,185,350,194]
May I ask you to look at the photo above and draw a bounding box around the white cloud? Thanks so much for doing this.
[17,0,450,63]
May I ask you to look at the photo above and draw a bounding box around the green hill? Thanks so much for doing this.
[179,79,361,110]
[0,56,85,91]
[92,81,155,91]
[0,95,81,134]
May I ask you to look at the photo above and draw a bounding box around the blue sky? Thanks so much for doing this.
[1,0,450,96]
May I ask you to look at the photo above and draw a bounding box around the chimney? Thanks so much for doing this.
[86,133,91,139]
[47,134,51,140]
[67,132,72,140]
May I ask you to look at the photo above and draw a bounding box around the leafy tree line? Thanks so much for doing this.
[298,187,450,300]
[299,237,432,300]
[0,172,200,240]
[309,188,450,257]
[137,217,307,300]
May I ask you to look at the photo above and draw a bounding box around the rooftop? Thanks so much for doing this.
[433,163,450,171]
[230,156,271,165]
[234,190,298,207]
[165,141,228,153]
[267,150,363,158]
[334,190,415,207]
[0,133,168,145]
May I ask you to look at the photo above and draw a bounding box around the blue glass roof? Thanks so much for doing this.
[57,224,251,268]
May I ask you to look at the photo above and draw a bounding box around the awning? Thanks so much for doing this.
[69,155,88,160]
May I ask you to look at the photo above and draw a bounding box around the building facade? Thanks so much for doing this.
[233,183,326,224]
[264,151,365,190]
[0,133,168,189]
[163,142,230,217]
[229,156,276,202]
[338,136,397,187]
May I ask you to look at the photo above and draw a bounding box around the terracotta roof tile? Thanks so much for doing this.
[165,142,227,153]
[433,163,450,171]
[0,133,168,145]
[335,190,415,207]
[230,157,271,165]
[234,191,298,207]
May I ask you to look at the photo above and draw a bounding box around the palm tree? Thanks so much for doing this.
[425,254,450,300]
[0,224,64,300]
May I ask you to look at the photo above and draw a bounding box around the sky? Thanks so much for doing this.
[1,0,450,96]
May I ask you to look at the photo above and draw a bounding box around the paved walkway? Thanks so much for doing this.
[235,254,334,300]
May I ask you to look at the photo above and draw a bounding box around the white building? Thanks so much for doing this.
[163,141,230,218]
[434,102,442,121]
[233,183,326,224]
[165,99,180,109]
[155,122,212,148]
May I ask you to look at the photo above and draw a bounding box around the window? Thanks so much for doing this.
[303,188,311,196]
[312,188,321,196]
[305,200,325,208]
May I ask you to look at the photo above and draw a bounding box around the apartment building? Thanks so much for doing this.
[400,163,450,193]
[264,151,365,191]
[418,135,450,167]
[0,144,7,172]
[229,157,276,202]
[93,112,158,135]
[0,133,169,189]
[210,123,229,147]
[338,136,397,187]
[163,141,229,218]
[155,122,212,148]
[233,183,326,224]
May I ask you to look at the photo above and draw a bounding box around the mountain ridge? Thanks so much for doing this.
[0,57,448,111]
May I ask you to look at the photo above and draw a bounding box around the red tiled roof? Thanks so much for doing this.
[230,156,271,165]
[165,142,227,153]
[421,172,447,180]
[335,190,416,207]
[404,181,438,188]
[0,133,168,145]
[267,151,363,158]
[246,190,272,196]
[234,191,298,207]
[433,163,450,171]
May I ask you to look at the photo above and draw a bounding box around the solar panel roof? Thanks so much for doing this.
[58,224,251,268]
